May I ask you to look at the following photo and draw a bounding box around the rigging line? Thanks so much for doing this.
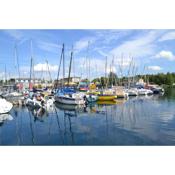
[68,46,73,86]
[46,59,52,82]
[54,107,64,144]
[14,44,21,79]
[55,44,64,88]
[28,109,35,145]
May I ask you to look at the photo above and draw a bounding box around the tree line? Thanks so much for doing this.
[92,72,175,87]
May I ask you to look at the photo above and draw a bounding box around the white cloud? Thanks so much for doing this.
[107,66,116,73]
[97,50,107,57]
[159,31,175,41]
[37,41,61,53]
[115,57,133,67]
[155,50,175,61]
[94,30,133,45]
[3,30,24,40]
[148,66,162,71]
[20,66,30,72]
[74,37,96,52]
[34,63,58,72]
[110,30,162,58]
[0,72,5,78]
[75,40,88,51]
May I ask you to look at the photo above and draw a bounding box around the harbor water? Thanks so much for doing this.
[0,88,175,145]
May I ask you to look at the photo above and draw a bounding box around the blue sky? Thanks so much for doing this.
[0,29,175,80]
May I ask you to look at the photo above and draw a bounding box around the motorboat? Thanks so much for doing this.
[55,94,85,105]
[112,86,128,98]
[86,94,98,103]
[126,88,138,96]
[54,87,85,105]
[25,98,43,108]
[138,88,153,95]
[97,94,116,101]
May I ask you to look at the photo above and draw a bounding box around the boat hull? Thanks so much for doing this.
[25,98,42,108]
[86,95,98,103]
[97,100,117,105]
[0,99,13,114]
[98,95,116,101]
[55,96,85,105]
[138,89,153,95]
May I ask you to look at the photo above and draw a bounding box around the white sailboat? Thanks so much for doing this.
[0,98,13,114]
[54,44,85,105]
[126,88,138,96]
[55,94,85,105]
[138,88,153,95]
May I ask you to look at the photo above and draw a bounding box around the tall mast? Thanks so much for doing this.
[95,63,97,80]
[56,43,64,88]
[68,46,73,86]
[85,41,90,80]
[127,57,134,88]
[29,40,33,89]
[14,44,20,80]
[105,56,108,89]
[111,56,114,87]
[88,41,90,82]
[46,60,52,83]
[4,64,7,85]
[62,43,65,87]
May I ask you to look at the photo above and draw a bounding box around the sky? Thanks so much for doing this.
[0,29,175,80]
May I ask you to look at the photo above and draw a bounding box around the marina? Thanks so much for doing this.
[0,88,175,145]
[0,29,175,145]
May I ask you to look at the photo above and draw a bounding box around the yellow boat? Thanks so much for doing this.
[97,100,117,105]
[97,95,116,101]
[87,91,100,95]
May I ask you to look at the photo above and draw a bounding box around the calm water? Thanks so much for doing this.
[1,88,175,145]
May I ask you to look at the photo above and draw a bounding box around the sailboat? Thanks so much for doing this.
[0,98,13,114]
[97,56,116,101]
[0,114,13,123]
[126,88,138,96]
[3,45,24,104]
[137,88,153,95]
[54,44,85,105]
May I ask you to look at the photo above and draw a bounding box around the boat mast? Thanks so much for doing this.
[111,56,114,87]
[85,41,90,81]
[132,63,138,85]
[29,40,33,90]
[46,60,52,83]
[118,54,123,86]
[55,43,64,88]
[4,64,7,85]
[127,56,134,89]
[62,43,65,87]
[67,46,73,86]
[105,56,108,89]
[88,41,90,83]
[111,57,113,87]
[14,44,20,81]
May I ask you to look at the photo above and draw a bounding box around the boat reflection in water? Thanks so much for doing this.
[0,114,13,126]
[55,102,84,112]
[97,99,127,106]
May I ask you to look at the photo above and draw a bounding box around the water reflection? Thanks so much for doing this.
[0,114,13,126]
[0,88,175,145]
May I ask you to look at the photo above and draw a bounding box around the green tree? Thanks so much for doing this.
[108,72,118,86]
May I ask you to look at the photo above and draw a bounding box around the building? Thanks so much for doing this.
[12,78,47,89]
[54,77,81,87]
